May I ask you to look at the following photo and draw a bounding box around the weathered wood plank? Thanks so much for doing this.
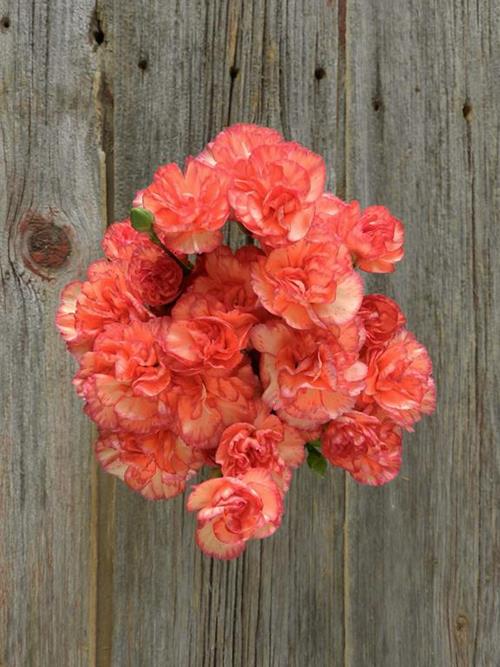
[344,0,499,664]
[0,2,105,665]
[100,1,346,665]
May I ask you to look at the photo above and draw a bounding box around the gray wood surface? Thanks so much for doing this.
[1,1,498,665]
[0,1,104,665]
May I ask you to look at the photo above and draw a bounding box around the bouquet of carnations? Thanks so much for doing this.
[56,124,435,559]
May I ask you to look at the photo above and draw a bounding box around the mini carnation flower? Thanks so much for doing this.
[215,406,305,490]
[168,362,259,449]
[359,294,406,347]
[55,260,150,357]
[171,291,257,342]
[228,142,326,248]
[141,159,230,254]
[251,320,367,430]
[309,197,404,272]
[102,218,151,262]
[360,328,436,429]
[322,410,402,486]
[188,245,266,319]
[197,123,283,172]
[127,243,183,307]
[161,315,246,376]
[251,239,364,330]
[187,469,283,559]
[74,319,173,434]
[95,430,204,500]
[306,193,349,243]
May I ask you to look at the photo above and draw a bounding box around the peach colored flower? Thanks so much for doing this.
[352,205,405,272]
[228,142,326,248]
[128,243,183,307]
[359,294,406,348]
[56,260,150,357]
[322,410,402,486]
[251,320,367,430]
[95,430,204,499]
[306,192,349,243]
[197,123,283,172]
[171,291,257,346]
[168,362,259,449]
[142,159,230,254]
[162,315,246,376]
[74,319,173,434]
[360,328,436,429]
[215,405,305,490]
[55,281,89,357]
[188,245,266,319]
[187,469,283,559]
[252,239,364,330]
[102,218,150,262]
[309,196,404,272]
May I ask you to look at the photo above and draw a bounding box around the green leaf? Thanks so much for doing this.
[306,443,327,477]
[207,467,223,479]
[130,207,154,232]
[307,438,322,449]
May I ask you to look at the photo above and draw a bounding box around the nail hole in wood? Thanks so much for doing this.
[315,67,326,80]
[415,86,421,93]
[138,58,148,71]
[229,66,239,80]
[0,15,10,30]
[372,95,383,112]
[463,101,473,122]
[94,26,105,45]
[90,8,105,46]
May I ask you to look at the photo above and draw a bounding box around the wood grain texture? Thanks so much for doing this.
[0,1,105,666]
[2,0,498,665]
[344,1,499,665]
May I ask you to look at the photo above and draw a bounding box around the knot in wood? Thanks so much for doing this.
[21,211,71,273]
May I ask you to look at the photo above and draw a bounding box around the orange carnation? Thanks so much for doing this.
[215,406,305,490]
[252,239,363,330]
[128,243,183,307]
[322,410,402,486]
[95,430,204,499]
[197,123,283,172]
[359,294,406,347]
[102,218,150,262]
[55,260,150,357]
[162,315,245,375]
[142,159,230,254]
[360,328,436,429]
[309,196,404,273]
[188,245,266,319]
[251,320,367,430]
[168,362,259,449]
[228,142,326,248]
[187,469,283,559]
[74,319,173,434]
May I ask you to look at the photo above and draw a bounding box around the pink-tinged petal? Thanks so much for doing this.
[251,321,292,356]
[278,425,306,466]
[195,522,247,560]
[314,272,364,326]
[212,518,245,544]
[243,469,283,524]
[55,281,82,341]
[161,229,223,255]
[187,478,225,511]
[286,206,315,242]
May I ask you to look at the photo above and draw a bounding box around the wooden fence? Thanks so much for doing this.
[1,1,498,665]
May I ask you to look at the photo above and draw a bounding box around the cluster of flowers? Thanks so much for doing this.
[56,124,435,559]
